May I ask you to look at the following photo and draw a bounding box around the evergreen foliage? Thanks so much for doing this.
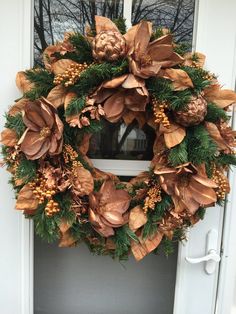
[147,77,192,111]
[217,153,236,167]
[205,103,228,122]
[160,228,186,257]
[24,69,54,100]
[33,204,61,243]
[15,158,37,183]
[181,66,212,92]
[69,33,93,62]
[55,192,76,224]
[143,194,172,239]
[32,193,75,243]
[65,96,86,116]
[186,125,218,164]
[113,225,138,260]
[151,27,166,40]
[72,59,129,96]
[174,42,191,56]
[168,140,188,166]
[83,119,103,134]
[196,207,206,220]
[5,113,25,137]
[113,17,126,34]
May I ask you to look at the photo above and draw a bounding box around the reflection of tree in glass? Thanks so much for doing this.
[34,0,123,61]
[87,119,155,160]
[34,0,195,62]
[132,0,195,43]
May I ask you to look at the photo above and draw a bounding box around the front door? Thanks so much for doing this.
[1,1,236,314]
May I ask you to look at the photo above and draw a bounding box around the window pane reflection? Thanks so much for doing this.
[88,120,155,160]
[34,0,124,64]
[132,0,195,44]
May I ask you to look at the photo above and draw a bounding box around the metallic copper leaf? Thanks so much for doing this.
[95,15,119,33]
[15,71,34,93]
[47,85,67,108]
[204,84,236,108]
[129,205,147,232]
[131,231,163,261]
[160,68,194,91]
[51,59,78,75]
[0,128,18,146]
[73,166,94,196]
[15,184,39,211]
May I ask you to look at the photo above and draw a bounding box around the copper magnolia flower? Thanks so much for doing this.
[19,98,63,160]
[89,74,149,123]
[124,21,183,79]
[89,180,131,237]
[155,163,218,214]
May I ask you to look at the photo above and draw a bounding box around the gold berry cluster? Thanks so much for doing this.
[63,144,82,174]
[29,178,60,217]
[71,160,83,176]
[191,60,201,68]
[143,185,162,214]
[53,62,89,87]
[45,200,60,217]
[63,144,78,163]
[152,97,170,128]
[212,165,228,200]
[203,72,215,81]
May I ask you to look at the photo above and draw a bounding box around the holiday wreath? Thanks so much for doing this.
[1,16,236,261]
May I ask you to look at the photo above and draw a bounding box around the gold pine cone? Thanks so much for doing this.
[92,30,126,62]
[173,95,207,127]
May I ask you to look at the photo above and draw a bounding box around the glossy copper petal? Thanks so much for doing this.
[95,15,119,33]
[103,91,125,122]
[133,21,152,58]
[147,44,173,62]
[23,102,46,130]
[20,130,45,157]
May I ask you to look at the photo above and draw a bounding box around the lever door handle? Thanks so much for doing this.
[186,249,221,264]
[185,229,221,275]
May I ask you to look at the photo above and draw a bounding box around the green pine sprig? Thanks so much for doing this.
[168,139,188,166]
[65,96,86,117]
[205,103,228,123]
[186,124,218,165]
[72,59,129,96]
[15,158,37,183]
[24,69,54,100]
[5,113,25,137]
[69,32,93,63]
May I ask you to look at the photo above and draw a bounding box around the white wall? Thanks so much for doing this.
[0,1,33,313]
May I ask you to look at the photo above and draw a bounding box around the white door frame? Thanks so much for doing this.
[1,1,236,314]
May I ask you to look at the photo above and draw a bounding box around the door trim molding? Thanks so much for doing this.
[20,0,34,313]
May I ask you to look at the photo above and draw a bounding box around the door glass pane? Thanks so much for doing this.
[34,238,178,314]
[34,0,124,65]
[88,121,155,160]
[132,0,195,44]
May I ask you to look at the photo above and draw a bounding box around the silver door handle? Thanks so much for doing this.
[185,229,221,275]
